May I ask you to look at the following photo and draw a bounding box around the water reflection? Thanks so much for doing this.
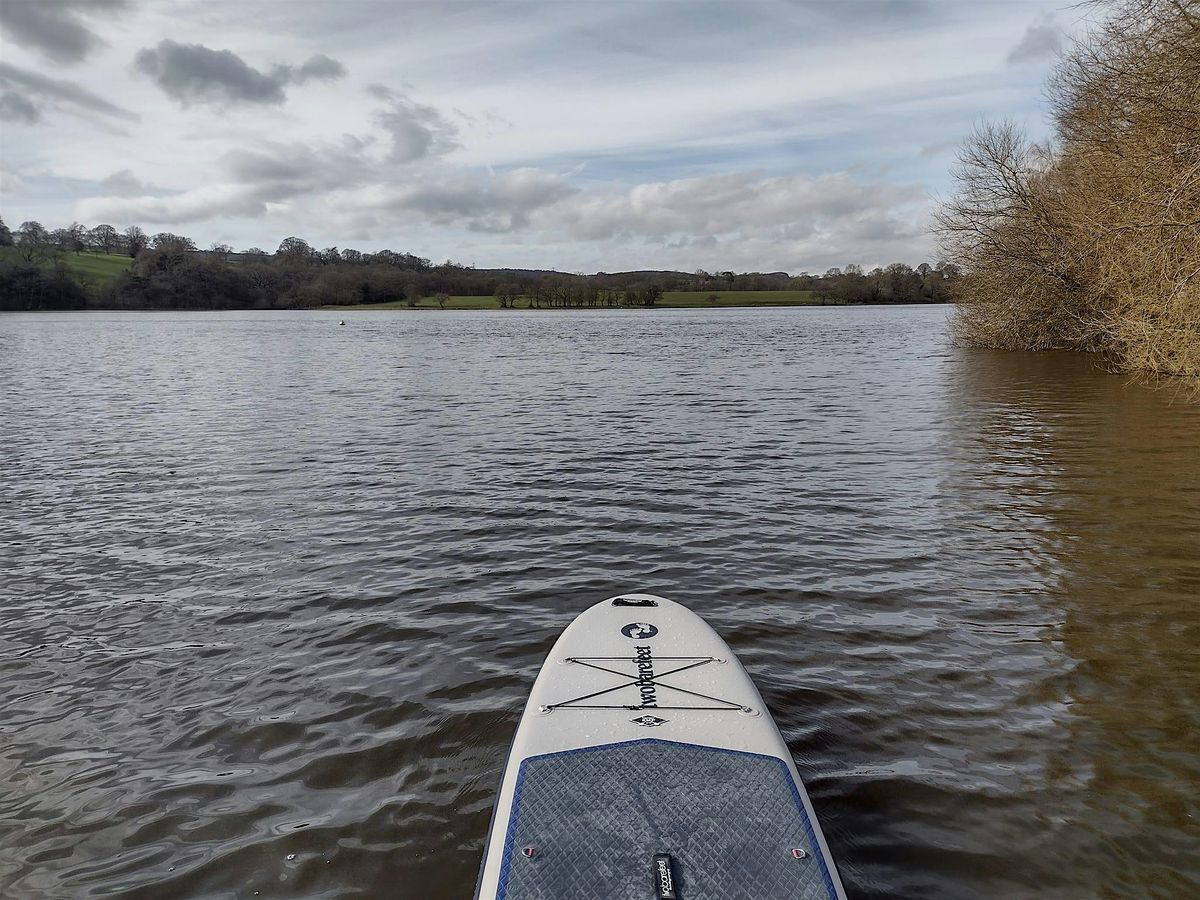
[944,349,1200,898]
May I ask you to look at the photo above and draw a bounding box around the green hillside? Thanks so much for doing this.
[0,248,133,286]
[63,252,134,284]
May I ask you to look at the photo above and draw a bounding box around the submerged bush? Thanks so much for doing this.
[940,0,1200,382]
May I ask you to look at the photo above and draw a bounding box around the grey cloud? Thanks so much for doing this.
[0,0,127,65]
[135,41,287,106]
[77,164,573,229]
[543,171,922,242]
[101,169,170,196]
[79,136,379,223]
[838,208,921,243]
[134,40,346,108]
[1007,16,1061,66]
[364,169,577,232]
[0,61,138,121]
[221,138,376,201]
[0,91,41,124]
[292,53,347,84]
[919,138,959,158]
[370,85,460,163]
[75,82,462,226]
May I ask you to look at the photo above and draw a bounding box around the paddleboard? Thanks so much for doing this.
[475,593,847,900]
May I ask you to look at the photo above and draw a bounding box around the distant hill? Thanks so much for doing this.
[595,269,693,278]
[473,267,569,278]
[476,267,697,280]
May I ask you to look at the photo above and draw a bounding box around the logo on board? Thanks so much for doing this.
[633,645,658,707]
[631,714,668,727]
[653,854,678,900]
[621,622,658,639]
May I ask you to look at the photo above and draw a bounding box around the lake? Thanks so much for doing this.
[2,306,1197,898]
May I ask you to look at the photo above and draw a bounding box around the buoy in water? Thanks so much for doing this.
[338,320,346,326]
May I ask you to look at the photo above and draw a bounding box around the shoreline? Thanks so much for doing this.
[0,301,951,314]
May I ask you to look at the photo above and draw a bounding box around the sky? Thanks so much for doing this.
[0,0,1081,274]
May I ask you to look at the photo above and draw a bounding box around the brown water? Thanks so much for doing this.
[1,306,1197,899]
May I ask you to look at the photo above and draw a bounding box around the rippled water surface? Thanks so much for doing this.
[2,307,1198,899]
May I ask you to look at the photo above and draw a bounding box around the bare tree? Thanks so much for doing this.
[276,236,313,265]
[938,0,1200,380]
[65,222,87,253]
[16,221,50,263]
[91,224,119,254]
[124,226,148,258]
[151,232,197,252]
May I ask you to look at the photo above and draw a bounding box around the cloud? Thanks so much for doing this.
[0,91,41,124]
[1007,15,1061,66]
[78,135,379,223]
[73,83,464,225]
[101,169,168,196]
[369,84,460,162]
[518,169,932,272]
[78,183,275,224]
[75,143,925,272]
[292,53,347,84]
[318,166,924,271]
[354,168,576,232]
[221,138,377,199]
[134,41,285,106]
[0,0,127,65]
[919,137,960,158]
[0,61,138,122]
[1,165,29,195]
[133,40,347,107]
[542,170,924,242]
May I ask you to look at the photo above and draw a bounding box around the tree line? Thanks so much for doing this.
[940,0,1199,382]
[1,216,956,311]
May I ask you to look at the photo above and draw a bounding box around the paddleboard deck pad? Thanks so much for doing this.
[475,594,847,900]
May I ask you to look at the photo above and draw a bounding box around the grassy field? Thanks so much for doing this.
[329,289,825,311]
[64,252,133,284]
[0,248,133,285]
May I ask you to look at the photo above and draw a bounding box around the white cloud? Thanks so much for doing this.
[77,183,271,223]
